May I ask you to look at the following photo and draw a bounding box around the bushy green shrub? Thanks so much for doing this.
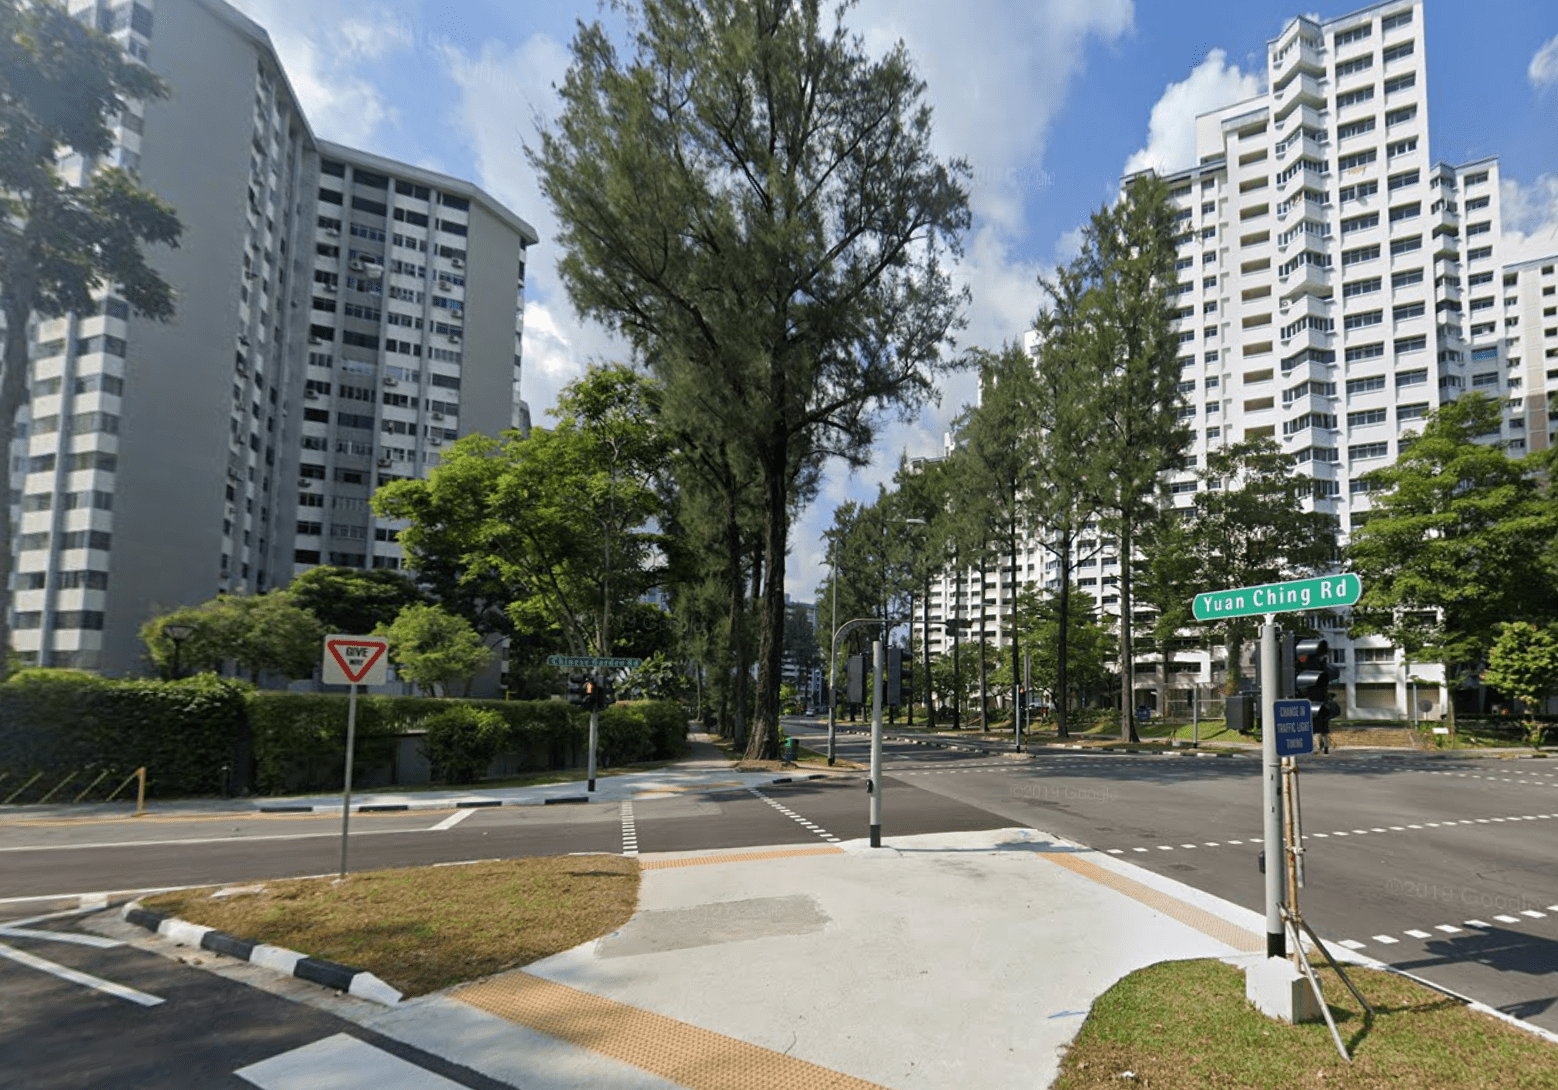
[421,705,509,783]
[0,670,251,797]
[595,700,689,767]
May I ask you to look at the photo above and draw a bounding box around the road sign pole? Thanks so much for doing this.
[338,682,359,880]
[1260,617,1284,958]
[869,638,884,848]
[588,669,599,792]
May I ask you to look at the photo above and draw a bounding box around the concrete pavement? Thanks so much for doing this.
[78,734,1297,1090]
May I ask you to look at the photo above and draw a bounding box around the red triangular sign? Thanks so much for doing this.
[327,639,388,684]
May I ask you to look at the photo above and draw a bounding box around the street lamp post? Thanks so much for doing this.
[164,623,195,680]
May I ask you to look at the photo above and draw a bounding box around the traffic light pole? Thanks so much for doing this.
[869,638,884,848]
[1260,616,1285,958]
[828,618,884,766]
[587,669,599,793]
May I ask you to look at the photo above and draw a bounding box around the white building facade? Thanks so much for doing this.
[5,0,536,675]
[926,0,1557,721]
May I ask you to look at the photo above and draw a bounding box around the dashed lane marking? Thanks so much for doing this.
[745,788,840,844]
[429,809,474,831]
[620,801,638,857]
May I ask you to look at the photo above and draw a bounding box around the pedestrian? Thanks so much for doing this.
[1315,717,1331,754]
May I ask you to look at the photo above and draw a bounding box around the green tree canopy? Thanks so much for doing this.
[534,0,972,759]
[1483,622,1558,725]
[286,566,427,637]
[1347,393,1558,724]
[1,0,183,673]
[374,603,490,697]
[374,364,671,657]
[140,592,322,682]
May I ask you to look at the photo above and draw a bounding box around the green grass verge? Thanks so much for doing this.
[143,856,640,998]
[1054,959,1556,1089]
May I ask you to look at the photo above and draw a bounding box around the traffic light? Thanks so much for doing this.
[583,676,610,710]
[1293,637,1341,733]
[886,647,910,706]
[566,673,589,707]
[846,654,865,704]
[601,676,617,708]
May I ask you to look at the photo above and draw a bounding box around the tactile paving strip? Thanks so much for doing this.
[455,971,889,1090]
[1042,852,1265,953]
[641,846,845,870]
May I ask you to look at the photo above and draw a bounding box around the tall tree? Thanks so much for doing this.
[1347,393,1558,729]
[949,343,1041,728]
[1066,175,1192,741]
[1013,584,1116,717]
[1,0,182,674]
[1183,438,1338,690]
[375,603,490,697]
[533,0,971,759]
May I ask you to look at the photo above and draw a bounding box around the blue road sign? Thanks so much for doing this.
[1273,699,1314,756]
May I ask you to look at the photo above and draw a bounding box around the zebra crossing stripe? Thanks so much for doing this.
[620,801,639,857]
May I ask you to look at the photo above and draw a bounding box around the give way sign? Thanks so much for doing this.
[322,634,390,686]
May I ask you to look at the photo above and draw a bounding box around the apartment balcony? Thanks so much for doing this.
[1282,423,1335,451]
[1274,72,1326,117]
[1273,38,1326,87]
[1281,356,1333,385]
[1280,263,1333,303]
[1280,325,1334,354]
[1283,391,1336,418]
[1277,133,1328,167]
[1279,290,1332,323]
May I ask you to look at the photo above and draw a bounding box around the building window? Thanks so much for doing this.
[1348,408,1387,427]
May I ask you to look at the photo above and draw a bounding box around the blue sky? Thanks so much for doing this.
[229,0,1558,598]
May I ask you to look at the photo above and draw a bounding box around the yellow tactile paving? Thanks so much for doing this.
[455,971,889,1090]
[640,845,844,870]
[1042,851,1265,952]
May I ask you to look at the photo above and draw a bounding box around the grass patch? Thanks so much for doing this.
[1054,959,1556,1089]
[708,734,864,770]
[141,856,639,998]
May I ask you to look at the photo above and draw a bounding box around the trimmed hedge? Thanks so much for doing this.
[0,669,252,798]
[2,670,691,797]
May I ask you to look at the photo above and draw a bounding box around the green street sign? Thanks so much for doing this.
[545,654,643,669]
[1192,574,1362,622]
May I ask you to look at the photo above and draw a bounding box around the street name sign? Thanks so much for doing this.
[545,655,643,670]
[1192,574,1362,622]
[1272,699,1314,756]
[323,635,390,686]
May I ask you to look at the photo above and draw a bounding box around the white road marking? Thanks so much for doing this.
[236,1033,465,1089]
[0,941,162,1006]
[0,827,420,853]
[1520,910,1545,919]
[619,801,638,857]
[1107,849,1124,854]
[1403,929,1431,939]
[1493,914,1521,923]
[0,926,119,948]
[1465,919,1492,927]
[1133,847,1149,853]
[1434,924,1461,933]
[1338,939,1366,949]
[1371,935,1399,944]
[429,809,474,832]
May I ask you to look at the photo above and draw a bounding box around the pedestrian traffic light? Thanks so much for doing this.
[1293,637,1341,733]
[583,676,609,711]
[566,673,589,707]
[601,676,617,708]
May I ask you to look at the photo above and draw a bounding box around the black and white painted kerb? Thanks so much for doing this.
[120,901,401,1005]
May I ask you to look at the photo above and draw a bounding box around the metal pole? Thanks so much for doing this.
[906,587,915,726]
[339,683,359,879]
[1260,617,1284,958]
[869,638,884,847]
[1192,685,1199,746]
[924,568,934,730]
[952,625,961,731]
[588,668,600,792]
[829,545,838,764]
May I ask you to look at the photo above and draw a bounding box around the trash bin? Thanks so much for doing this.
[784,737,799,762]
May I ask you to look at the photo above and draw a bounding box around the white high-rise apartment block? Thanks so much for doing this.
[926,0,1558,721]
[5,0,536,675]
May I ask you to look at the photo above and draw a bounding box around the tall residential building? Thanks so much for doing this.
[6,0,536,675]
[927,0,1558,721]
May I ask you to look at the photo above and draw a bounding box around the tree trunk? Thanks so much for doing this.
[0,298,34,679]
[1119,518,1140,742]
[1009,522,1021,740]
[724,491,748,747]
[746,462,788,761]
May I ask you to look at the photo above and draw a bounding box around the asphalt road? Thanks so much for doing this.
[801,724,1558,1034]
[0,913,513,1089]
[4,725,1556,1041]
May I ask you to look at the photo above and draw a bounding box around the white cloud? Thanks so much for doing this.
[1500,173,1558,266]
[225,0,411,146]
[1122,49,1263,178]
[1530,33,1558,90]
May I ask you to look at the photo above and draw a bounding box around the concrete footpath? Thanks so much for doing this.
[89,733,1304,1090]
